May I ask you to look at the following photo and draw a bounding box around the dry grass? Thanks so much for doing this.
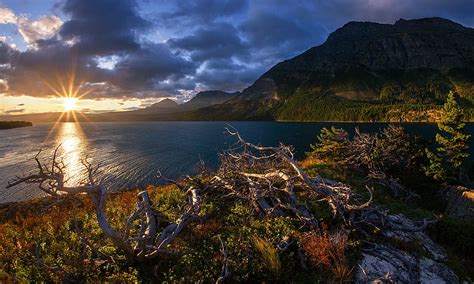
[253,236,281,277]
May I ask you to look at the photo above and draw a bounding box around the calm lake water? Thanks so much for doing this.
[1,121,473,203]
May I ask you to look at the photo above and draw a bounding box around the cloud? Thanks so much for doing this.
[0,7,16,24]
[17,15,63,46]
[161,0,247,25]
[111,43,196,91]
[168,22,248,63]
[0,41,16,64]
[59,0,149,55]
[239,8,326,60]
[195,59,266,91]
[4,108,25,114]
[0,78,9,92]
[0,7,62,47]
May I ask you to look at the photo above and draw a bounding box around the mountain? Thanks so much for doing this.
[181,90,238,111]
[129,90,237,115]
[190,17,474,121]
[133,98,179,115]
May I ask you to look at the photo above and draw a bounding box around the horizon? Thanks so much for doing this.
[1,0,474,115]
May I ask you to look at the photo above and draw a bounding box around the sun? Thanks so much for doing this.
[62,97,78,111]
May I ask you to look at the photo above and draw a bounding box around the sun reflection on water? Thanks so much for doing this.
[54,122,88,185]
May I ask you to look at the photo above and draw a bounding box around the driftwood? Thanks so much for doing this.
[213,127,373,227]
[7,146,203,264]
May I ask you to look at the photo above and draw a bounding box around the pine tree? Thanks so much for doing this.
[425,91,471,183]
[310,127,349,162]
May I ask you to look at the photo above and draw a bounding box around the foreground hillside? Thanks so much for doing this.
[1,121,473,282]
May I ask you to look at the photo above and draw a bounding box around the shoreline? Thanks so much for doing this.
[13,119,474,124]
[0,121,33,130]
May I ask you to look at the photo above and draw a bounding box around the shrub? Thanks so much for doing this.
[300,229,352,282]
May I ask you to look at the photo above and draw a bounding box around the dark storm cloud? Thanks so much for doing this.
[168,23,248,62]
[112,43,196,89]
[194,59,266,91]
[0,41,16,64]
[59,0,149,55]
[161,0,247,25]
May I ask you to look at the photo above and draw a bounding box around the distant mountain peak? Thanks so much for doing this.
[149,98,179,109]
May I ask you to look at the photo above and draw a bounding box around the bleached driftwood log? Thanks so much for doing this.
[7,147,203,264]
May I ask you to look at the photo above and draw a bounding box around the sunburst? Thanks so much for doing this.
[62,97,78,111]
[42,61,97,140]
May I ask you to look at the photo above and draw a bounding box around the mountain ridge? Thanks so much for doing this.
[188,17,474,121]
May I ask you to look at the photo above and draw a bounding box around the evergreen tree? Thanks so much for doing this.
[425,91,471,183]
[310,127,349,162]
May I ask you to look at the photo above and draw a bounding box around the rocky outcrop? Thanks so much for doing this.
[356,214,458,283]
[357,245,458,283]
[382,214,446,261]
[445,186,474,221]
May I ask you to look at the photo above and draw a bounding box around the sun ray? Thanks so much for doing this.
[45,111,66,141]
[59,77,68,98]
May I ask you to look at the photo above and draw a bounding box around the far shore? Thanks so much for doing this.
[0,121,32,130]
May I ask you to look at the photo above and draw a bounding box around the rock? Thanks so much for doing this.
[445,186,474,221]
[356,245,416,283]
[419,257,459,284]
[382,214,446,260]
[356,245,458,283]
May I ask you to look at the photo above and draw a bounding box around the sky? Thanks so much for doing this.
[0,0,473,114]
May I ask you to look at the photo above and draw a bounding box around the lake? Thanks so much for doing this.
[1,121,473,203]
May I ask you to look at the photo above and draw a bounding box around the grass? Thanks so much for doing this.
[252,237,281,278]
